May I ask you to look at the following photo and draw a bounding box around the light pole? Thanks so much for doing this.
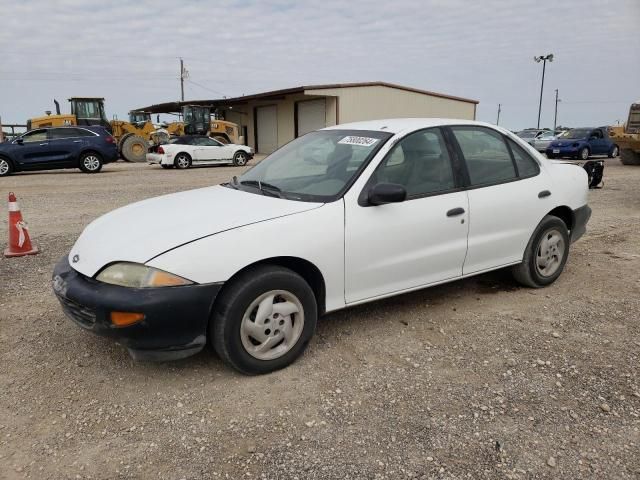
[534,53,554,129]
[496,103,501,126]
[553,89,561,134]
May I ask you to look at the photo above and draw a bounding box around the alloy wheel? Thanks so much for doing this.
[535,229,566,278]
[0,159,9,175]
[240,290,305,361]
[83,155,101,171]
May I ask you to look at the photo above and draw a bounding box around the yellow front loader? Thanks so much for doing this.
[609,102,640,165]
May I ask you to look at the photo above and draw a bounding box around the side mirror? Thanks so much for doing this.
[15,138,24,145]
[368,183,407,206]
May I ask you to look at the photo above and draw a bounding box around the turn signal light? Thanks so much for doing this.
[110,311,145,327]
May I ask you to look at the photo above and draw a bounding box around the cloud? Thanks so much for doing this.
[0,0,638,130]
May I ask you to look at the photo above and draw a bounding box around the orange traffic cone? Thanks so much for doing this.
[4,192,39,258]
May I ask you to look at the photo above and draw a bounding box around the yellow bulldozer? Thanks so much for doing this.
[609,102,640,165]
[167,104,240,144]
[28,98,182,162]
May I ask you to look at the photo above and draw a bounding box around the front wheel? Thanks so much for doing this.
[579,147,590,160]
[211,265,317,375]
[0,157,13,177]
[512,215,570,288]
[233,151,249,166]
[79,152,103,173]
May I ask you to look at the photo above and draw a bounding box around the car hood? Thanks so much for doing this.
[69,185,322,277]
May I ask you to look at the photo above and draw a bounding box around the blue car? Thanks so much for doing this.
[0,126,118,177]
[546,127,619,160]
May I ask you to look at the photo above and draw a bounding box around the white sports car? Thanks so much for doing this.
[147,135,253,169]
[55,118,590,375]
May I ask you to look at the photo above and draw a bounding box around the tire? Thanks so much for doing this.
[619,149,640,165]
[173,152,192,169]
[161,164,173,169]
[120,135,147,163]
[213,135,229,144]
[211,265,317,375]
[579,147,589,161]
[0,157,13,177]
[512,215,570,288]
[233,151,249,166]
[78,152,103,173]
[608,145,619,158]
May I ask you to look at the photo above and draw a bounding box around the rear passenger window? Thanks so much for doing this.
[508,139,539,177]
[451,127,516,185]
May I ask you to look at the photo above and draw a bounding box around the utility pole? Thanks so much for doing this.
[534,54,554,129]
[553,89,559,134]
[496,103,501,126]
[180,58,185,101]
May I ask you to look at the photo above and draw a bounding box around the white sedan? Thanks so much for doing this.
[147,135,254,169]
[54,118,591,375]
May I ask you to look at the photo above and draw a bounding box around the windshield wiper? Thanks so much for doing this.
[239,180,282,197]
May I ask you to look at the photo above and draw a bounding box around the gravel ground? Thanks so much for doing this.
[1,158,639,480]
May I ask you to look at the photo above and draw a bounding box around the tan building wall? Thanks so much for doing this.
[220,86,475,152]
[309,85,476,124]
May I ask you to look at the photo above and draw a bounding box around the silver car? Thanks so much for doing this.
[532,131,558,152]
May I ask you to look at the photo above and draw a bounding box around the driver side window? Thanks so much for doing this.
[373,128,455,197]
[21,130,47,143]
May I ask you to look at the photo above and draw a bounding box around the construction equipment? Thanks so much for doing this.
[28,98,180,162]
[609,102,640,165]
[182,105,240,144]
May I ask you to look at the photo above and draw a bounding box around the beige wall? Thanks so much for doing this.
[223,86,475,152]
[309,85,476,124]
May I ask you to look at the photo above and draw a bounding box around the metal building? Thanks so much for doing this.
[136,82,478,154]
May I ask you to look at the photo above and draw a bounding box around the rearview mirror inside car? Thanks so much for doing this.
[368,183,407,206]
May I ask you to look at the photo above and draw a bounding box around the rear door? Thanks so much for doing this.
[447,126,551,274]
[48,128,87,167]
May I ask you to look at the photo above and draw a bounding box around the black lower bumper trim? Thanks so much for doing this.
[52,255,222,360]
[571,204,591,243]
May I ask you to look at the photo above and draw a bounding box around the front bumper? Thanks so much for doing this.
[571,204,591,243]
[52,256,222,361]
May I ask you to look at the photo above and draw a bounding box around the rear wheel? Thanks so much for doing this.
[233,151,249,166]
[608,145,619,158]
[0,157,12,177]
[174,153,192,169]
[120,135,147,163]
[79,152,103,173]
[211,265,317,375]
[512,215,570,288]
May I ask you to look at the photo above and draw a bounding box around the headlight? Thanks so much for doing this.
[96,262,194,288]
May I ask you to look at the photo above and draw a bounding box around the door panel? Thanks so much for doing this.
[13,130,50,168]
[345,192,470,303]
[256,105,277,154]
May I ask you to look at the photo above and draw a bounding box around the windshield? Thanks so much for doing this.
[539,131,555,139]
[235,129,392,202]
[563,128,591,139]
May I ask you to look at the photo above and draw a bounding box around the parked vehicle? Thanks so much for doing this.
[146,135,253,169]
[546,127,619,188]
[532,131,558,152]
[608,102,640,165]
[516,129,547,145]
[53,119,590,374]
[0,126,118,177]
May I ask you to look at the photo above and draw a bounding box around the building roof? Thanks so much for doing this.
[133,81,479,114]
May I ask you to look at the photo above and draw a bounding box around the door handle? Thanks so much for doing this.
[73,140,83,143]
[538,190,551,198]
[39,143,49,146]
[446,207,465,217]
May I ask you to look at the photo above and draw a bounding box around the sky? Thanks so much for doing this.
[1,0,638,132]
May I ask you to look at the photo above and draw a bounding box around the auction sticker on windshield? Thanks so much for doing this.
[338,136,380,147]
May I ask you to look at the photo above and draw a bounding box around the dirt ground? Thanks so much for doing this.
[0,158,639,480]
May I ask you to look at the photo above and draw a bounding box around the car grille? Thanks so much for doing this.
[57,295,97,328]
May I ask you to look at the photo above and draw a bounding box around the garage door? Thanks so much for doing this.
[297,99,326,137]
[256,105,278,154]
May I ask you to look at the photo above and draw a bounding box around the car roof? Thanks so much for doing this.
[322,118,505,135]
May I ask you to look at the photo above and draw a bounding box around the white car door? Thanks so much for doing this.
[344,128,469,304]
[448,126,553,274]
